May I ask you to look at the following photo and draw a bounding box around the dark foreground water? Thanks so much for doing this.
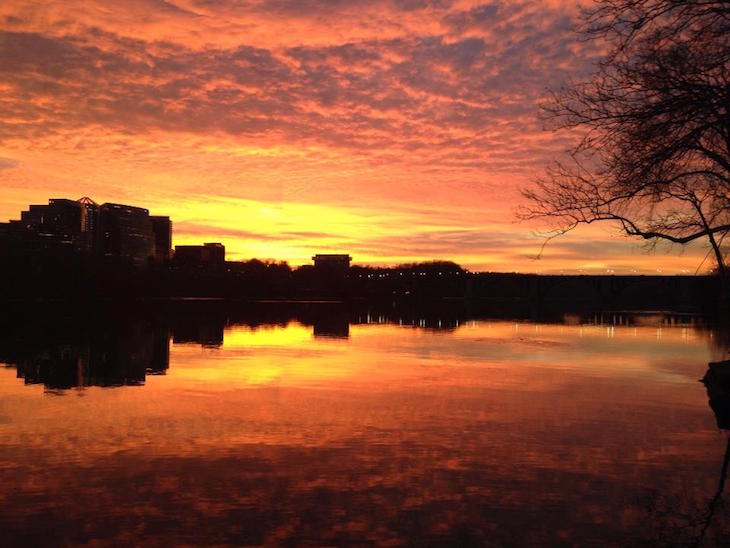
[1,309,730,546]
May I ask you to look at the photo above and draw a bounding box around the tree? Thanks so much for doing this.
[520,0,730,278]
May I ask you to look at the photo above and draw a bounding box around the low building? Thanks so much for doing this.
[312,254,352,273]
[174,242,225,271]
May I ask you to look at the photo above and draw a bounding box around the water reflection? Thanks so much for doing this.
[312,310,350,339]
[0,319,170,390]
[0,304,730,545]
[172,309,225,347]
[0,304,716,394]
[0,303,357,391]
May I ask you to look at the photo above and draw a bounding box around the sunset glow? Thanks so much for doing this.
[0,0,710,272]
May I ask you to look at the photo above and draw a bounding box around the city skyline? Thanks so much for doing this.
[0,194,703,274]
[0,0,712,273]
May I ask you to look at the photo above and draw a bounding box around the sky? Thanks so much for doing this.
[0,0,711,273]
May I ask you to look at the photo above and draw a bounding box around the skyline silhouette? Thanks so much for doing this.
[0,196,723,318]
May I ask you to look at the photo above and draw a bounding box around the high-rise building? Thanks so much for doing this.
[97,203,155,264]
[1,197,174,266]
[150,216,172,263]
[78,197,99,252]
[13,198,98,252]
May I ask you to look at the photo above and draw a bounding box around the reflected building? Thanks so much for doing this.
[313,315,350,339]
[0,319,171,390]
[151,323,171,374]
[172,312,225,347]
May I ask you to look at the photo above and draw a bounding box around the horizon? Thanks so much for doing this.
[1,193,711,275]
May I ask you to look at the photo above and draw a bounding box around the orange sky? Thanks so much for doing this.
[0,0,712,273]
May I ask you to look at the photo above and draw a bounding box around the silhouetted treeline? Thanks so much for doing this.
[0,250,723,317]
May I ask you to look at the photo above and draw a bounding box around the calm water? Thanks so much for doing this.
[1,308,730,546]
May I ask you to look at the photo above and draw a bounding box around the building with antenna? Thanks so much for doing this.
[0,197,172,264]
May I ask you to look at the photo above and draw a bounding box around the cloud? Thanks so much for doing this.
[0,0,709,272]
[0,157,18,170]
[0,0,596,175]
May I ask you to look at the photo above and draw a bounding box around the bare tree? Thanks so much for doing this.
[520,0,730,279]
